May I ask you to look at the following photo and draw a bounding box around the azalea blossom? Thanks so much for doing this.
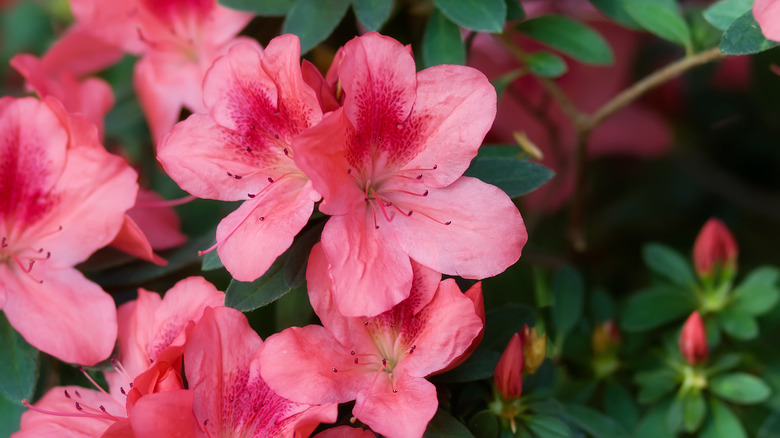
[0,96,137,365]
[755,0,780,42]
[158,35,322,281]
[294,32,527,317]
[68,0,256,140]
[692,218,738,278]
[494,332,525,401]
[258,244,484,438]
[184,306,337,437]
[679,311,709,366]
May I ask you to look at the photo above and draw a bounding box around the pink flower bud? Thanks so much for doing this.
[679,312,708,365]
[693,218,738,278]
[495,332,524,400]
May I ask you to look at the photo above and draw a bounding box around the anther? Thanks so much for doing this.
[204,419,209,426]
[283,148,289,156]
[351,350,356,355]
[433,164,438,170]
[422,190,429,197]
[332,367,338,373]
[120,387,126,395]
[364,321,369,326]
[64,390,71,399]
[1,237,6,248]
[234,174,242,179]
[246,147,252,153]
[347,168,352,174]
[416,174,422,179]
[378,136,383,141]
[128,383,133,388]
[393,389,398,393]
[407,211,413,216]
[248,193,256,198]
[274,134,280,139]
[227,172,233,177]
[444,221,452,225]
[75,390,81,397]
[268,177,274,183]
[354,358,359,364]
[99,406,108,413]
[258,217,264,221]
[75,402,83,411]
[382,359,387,367]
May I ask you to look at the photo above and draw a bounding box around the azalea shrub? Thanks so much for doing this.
[2,0,780,437]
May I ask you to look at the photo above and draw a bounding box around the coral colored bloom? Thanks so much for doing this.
[755,0,780,41]
[679,312,708,366]
[0,96,137,365]
[294,32,526,317]
[69,0,256,140]
[184,306,337,438]
[495,333,524,401]
[158,35,323,281]
[693,218,738,278]
[258,244,483,438]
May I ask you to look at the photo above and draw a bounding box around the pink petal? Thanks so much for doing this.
[402,65,496,188]
[755,0,780,41]
[258,325,365,405]
[301,59,340,113]
[69,0,144,54]
[125,189,187,251]
[129,390,196,437]
[110,215,167,265]
[215,179,316,281]
[15,386,119,437]
[36,25,123,77]
[392,176,526,279]
[203,4,255,49]
[2,266,116,365]
[353,372,437,438]
[320,211,413,317]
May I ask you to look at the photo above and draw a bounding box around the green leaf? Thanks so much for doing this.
[635,369,678,404]
[635,400,673,438]
[434,348,501,383]
[717,309,758,340]
[666,396,683,435]
[218,0,295,15]
[283,0,352,54]
[720,10,779,55]
[590,287,616,323]
[225,254,291,312]
[282,221,325,288]
[424,409,476,437]
[563,404,630,438]
[0,389,25,438]
[730,266,780,315]
[604,381,639,432]
[551,265,584,340]
[505,0,525,21]
[516,15,614,65]
[703,0,753,31]
[526,416,572,438]
[588,0,641,29]
[682,392,707,433]
[468,410,499,438]
[433,0,506,33]
[201,249,224,271]
[525,51,568,78]
[423,9,466,68]
[0,314,38,401]
[758,413,780,438]
[623,0,692,48]
[642,243,697,288]
[710,373,771,404]
[464,155,555,198]
[621,287,696,332]
[483,303,536,350]
[706,353,741,375]
[700,398,747,438]
[352,0,393,31]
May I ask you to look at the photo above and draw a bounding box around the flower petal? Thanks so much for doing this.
[353,372,437,438]
[15,386,119,437]
[129,390,196,437]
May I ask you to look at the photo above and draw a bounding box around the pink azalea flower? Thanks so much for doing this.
[69,0,256,140]
[0,96,137,365]
[158,35,323,281]
[679,311,708,366]
[184,306,337,437]
[258,244,484,438]
[693,218,738,278]
[293,32,527,317]
[755,0,780,41]
[494,332,524,401]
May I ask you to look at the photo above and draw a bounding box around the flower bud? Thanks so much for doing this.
[591,320,621,356]
[679,312,708,365]
[693,218,738,278]
[521,325,546,374]
[494,332,524,401]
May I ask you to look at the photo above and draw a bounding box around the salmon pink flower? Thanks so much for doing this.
[258,244,483,438]
[158,35,323,281]
[0,96,137,365]
[755,0,780,41]
[679,311,708,366]
[294,32,526,317]
[693,218,738,279]
[184,306,337,437]
[69,0,256,140]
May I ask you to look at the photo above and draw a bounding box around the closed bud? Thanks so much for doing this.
[679,312,708,365]
[693,218,738,278]
[521,325,546,374]
[494,332,524,401]
[592,320,621,356]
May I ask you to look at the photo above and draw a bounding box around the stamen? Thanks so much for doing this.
[332,367,338,373]
[78,367,124,409]
[134,194,196,208]
[1,237,6,248]
[21,400,117,421]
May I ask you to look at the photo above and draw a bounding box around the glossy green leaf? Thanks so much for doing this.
[225,254,291,312]
[623,0,692,47]
[563,404,630,438]
[433,0,506,33]
[720,10,779,55]
[588,0,641,29]
[700,398,747,438]
[0,314,38,402]
[706,353,741,375]
[0,389,25,438]
[201,249,224,271]
[604,381,639,432]
[526,416,572,438]
[505,0,525,21]
[483,303,536,350]
[635,369,678,404]
[218,0,294,15]
[551,265,584,340]
[352,0,393,31]
[516,15,614,65]
[710,373,771,404]
[468,410,498,438]
[424,409,476,437]
[703,0,753,31]
[283,0,352,53]
[464,155,554,198]
[434,348,501,383]
[635,400,673,438]
[621,287,696,332]
[590,287,616,323]
[423,9,466,68]
[730,266,780,315]
[525,51,568,77]
[642,243,697,288]
[758,413,780,438]
[666,396,683,435]
[717,309,758,340]
[282,221,325,288]
[682,392,707,433]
